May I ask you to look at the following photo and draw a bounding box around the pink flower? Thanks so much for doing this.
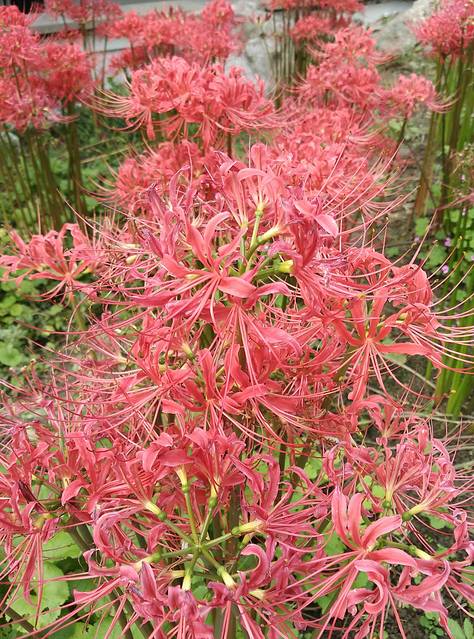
[103,57,277,146]
[381,73,446,118]
[413,0,474,58]
[0,224,99,300]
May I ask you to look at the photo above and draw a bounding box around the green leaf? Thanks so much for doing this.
[49,618,144,639]
[304,456,322,479]
[420,615,432,629]
[43,530,82,561]
[385,246,399,258]
[426,245,446,268]
[325,533,345,556]
[316,594,333,614]
[427,514,449,530]
[464,619,473,639]
[371,484,385,499]
[67,577,97,594]
[414,217,429,237]
[448,619,466,639]
[193,584,210,600]
[50,623,89,638]
[383,351,407,365]
[0,343,24,367]
[84,621,143,638]
[426,612,438,621]
[353,571,368,589]
[6,562,70,628]
[18,279,38,294]
[9,303,28,317]
[0,295,16,309]
[48,304,65,316]
[0,627,23,638]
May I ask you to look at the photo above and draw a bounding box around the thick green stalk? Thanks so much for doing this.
[446,372,474,416]
[35,134,65,228]
[66,102,87,221]
[0,137,31,229]
[1,129,36,226]
[413,60,444,217]
[439,57,467,216]
[24,130,58,229]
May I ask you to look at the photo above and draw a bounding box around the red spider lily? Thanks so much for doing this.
[1,4,474,637]
[100,57,278,146]
[105,0,239,71]
[0,76,57,132]
[413,0,474,58]
[305,491,417,629]
[109,141,222,211]
[290,15,349,44]
[40,40,94,104]
[0,6,38,68]
[134,580,214,638]
[330,491,400,547]
[341,558,452,639]
[236,457,328,541]
[381,73,447,119]
[0,224,100,301]
[0,6,93,131]
[335,308,431,400]
[44,0,122,27]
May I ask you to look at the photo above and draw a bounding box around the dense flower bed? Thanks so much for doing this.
[0,0,472,637]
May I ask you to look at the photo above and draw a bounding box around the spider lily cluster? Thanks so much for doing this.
[0,0,473,637]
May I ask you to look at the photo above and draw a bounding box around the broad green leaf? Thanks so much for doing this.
[68,577,98,594]
[384,351,407,365]
[316,594,333,614]
[427,514,449,530]
[353,571,368,589]
[448,619,466,639]
[49,304,65,316]
[426,245,446,267]
[9,303,28,317]
[0,343,24,367]
[50,623,89,638]
[420,615,432,629]
[304,456,322,479]
[0,295,16,309]
[371,484,385,499]
[43,530,82,561]
[85,620,143,638]
[324,533,345,556]
[414,217,429,237]
[51,622,144,639]
[464,619,474,639]
[192,584,209,600]
[7,562,70,628]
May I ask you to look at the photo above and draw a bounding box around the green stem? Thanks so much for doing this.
[413,59,444,217]
[144,501,235,585]
[199,492,218,543]
[66,102,87,221]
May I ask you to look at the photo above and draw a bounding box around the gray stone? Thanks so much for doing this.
[355,1,412,25]
[366,0,437,53]
[223,0,275,86]
[227,34,273,86]
[231,0,261,17]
